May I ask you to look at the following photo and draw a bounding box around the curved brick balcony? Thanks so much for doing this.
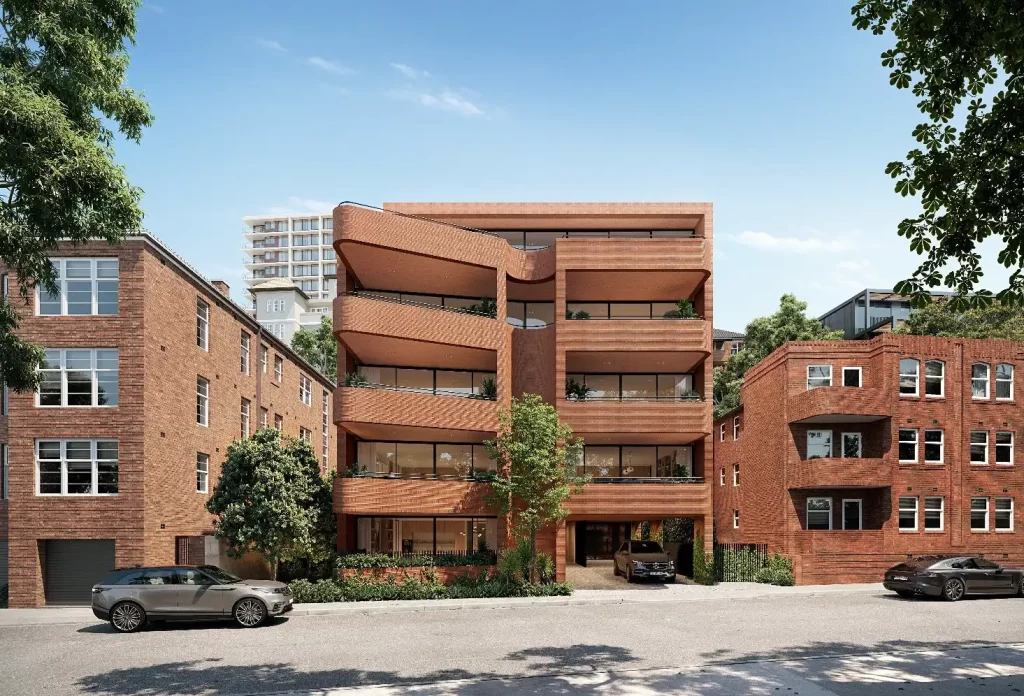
[559,400,710,438]
[787,387,890,425]
[560,318,710,355]
[567,481,711,519]
[557,237,710,272]
[336,477,492,516]
[337,387,500,439]
[787,457,892,490]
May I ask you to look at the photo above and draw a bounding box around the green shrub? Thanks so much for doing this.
[663,299,698,319]
[337,551,495,569]
[479,377,498,399]
[754,552,795,586]
[715,546,764,582]
[692,533,715,585]
[536,553,555,584]
[497,539,532,583]
[344,372,369,387]
[0,584,7,609]
[288,572,572,603]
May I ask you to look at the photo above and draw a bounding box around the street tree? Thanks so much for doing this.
[714,295,842,418]
[897,298,1024,340]
[852,1,1024,308]
[484,395,587,583]
[206,428,335,579]
[291,316,337,379]
[0,0,152,391]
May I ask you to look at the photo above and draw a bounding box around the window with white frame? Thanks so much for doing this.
[806,365,832,389]
[196,298,209,350]
[240,398,250,438]
[196,453,209,493]
[732,463,740,486]
[898,429,918,462]
[898,496,918,530]
[972,363,990,399]
[322,390,330,469]
[731,342,742,355]
[995,497,1013,531]
[240,332,250,375]
[292,249,319,262]
[274,355,283,382]
[842,367,862,388]
[38,349,118,407]
[971,497,989,531]
[299,427,311,443]
[924,496,944,530]
[924,429,944,463]
[261,345,268,373]
[996,364,1014,400]
[36,439,118,495]
[37,259,119,316]
[733,510,739,528]
[924,360,944,397]
[274,413,283,430]
[293,264,319,277]
[841,432,862,458]
[899,358,919,396]
[1,444,7,500]
[719,424,725,442]
[260,407,268,428]
[806,497,832,530]
[196,376,209,426]
[996,431,1014,465]
[719,467,724,486]
[807,430,832,459]
[299,374,312,405]
[266,299,286,313]
[970,431,988,464]
[733,416,740,440]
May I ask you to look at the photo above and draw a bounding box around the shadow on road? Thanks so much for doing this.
[78,618,291,635]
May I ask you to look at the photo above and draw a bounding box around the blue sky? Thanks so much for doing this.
[118,0,1008,331]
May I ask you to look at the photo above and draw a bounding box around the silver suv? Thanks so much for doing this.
[91,565,292,632]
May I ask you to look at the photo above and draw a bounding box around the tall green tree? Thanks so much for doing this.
[206,428,335,579]
[291,316,337,379]
[897,298,1024,340]
[484,395,587,583]
[714,295,843,418]
[852,1,1024,308]
[0,0,152,390]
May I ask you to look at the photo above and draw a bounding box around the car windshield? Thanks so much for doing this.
[630,541,664,554]
[197,565,242,583]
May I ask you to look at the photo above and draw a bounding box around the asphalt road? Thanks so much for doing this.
[2,589,1024,695]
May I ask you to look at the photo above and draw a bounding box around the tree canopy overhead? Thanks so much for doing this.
[0,0,152,390]
[897,298,1024,340]
[852,1,1024,309]
[291,316,337,379]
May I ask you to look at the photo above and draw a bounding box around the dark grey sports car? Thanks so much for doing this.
[884,556,1024,601]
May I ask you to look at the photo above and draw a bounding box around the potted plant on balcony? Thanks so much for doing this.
[344,372,369,387]
[464,297,498,318]
[565,309,590,319]
[662,299,698,319]
[565,377,592,402]
[480,377,498,400]
[678,389,701,401]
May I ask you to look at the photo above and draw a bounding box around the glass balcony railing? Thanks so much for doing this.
[344,290,497,318]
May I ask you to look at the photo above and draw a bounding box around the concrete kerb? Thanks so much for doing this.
[0,583,885,626]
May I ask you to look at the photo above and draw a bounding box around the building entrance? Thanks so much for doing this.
[573,522,632,567]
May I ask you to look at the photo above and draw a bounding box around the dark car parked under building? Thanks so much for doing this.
[883,556,1024,601]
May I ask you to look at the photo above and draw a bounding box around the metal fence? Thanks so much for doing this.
[713,543,769,582]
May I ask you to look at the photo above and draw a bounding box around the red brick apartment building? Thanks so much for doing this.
[333,203,714,580]
[0,234,335,607]
[713,334,1024,584]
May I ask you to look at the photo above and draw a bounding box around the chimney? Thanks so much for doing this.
[211,280,230,297]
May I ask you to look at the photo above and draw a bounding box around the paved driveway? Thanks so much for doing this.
[565,559,686,589]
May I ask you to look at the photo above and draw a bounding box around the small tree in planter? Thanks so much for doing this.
[565,377,592,402]
[485,395,588,582]
[663,299,698,318]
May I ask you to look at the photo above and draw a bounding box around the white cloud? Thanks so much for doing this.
[390,62,430,79]
[259,39,286,52]
[730,230,854,254]
[307,57,355,75]
[266,197,334,215]
[393,89,485,117]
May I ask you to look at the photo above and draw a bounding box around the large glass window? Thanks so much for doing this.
[356,517,499,555]
[996,364,1014,400]
[564,302,699,320]
[38,348,118,407]
[924,360,944,397]
[36,439,118,495]
[972,363,990,399]
[806,498,832,530]
[806,430,832,459]
[899,359,919,396]
[357,366,496,398]
[37,258,119,316]
[621,446,656,477]
[582,447,619,477]
[506,301,554,328]
[899,496,918,531]
[435,444,473,478]
[355,442,494,477]
[575,445,693,478]
[565,373,694,401]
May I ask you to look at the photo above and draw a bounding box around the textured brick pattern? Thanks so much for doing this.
[558,319,710,354]
[559,401,709,437]
[338,387,499,434]
[337,478,492,516]
[714,334,1024,584]
[566,483,711,518]
[511,326,555,403]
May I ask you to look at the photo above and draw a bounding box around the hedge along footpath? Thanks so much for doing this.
[336,551,496,569]
[289,570,572,603]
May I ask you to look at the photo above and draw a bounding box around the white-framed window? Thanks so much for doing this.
[924,429,944,463]
[266,299,286,313]
[719,424,725,442]
[240,398,250,438]
[292,249,319,262]
[196,376,209,426]
[196,453,209,493]
[37,348,118,407]
[841,499,862,530]
[806,365,832,389]
[995,497,1014,531]
[807,430,833,459]
[730,341,742,355]
[260,407,268,428]
[806,497,832,530]
[996,431,1014,465]
[36,258,119,316]
[972,363,990,399]
[1,444,7,500]
[899,358,919,396]
[732,510,739,529]
[971,497,989,531]
[322,390,330,469]
[36,439,118,495]
[898,428,918,462]
[970,431,988,464]
[733,416,740,440]
[299,374,312,405]
[924,360,944,397]
[996,363,1014,400]
[924,496,944,531]
[719,467,724,486]
[261,345,268,373]
[197,298,209,351]
[898,496,918,531]
[842,367,862,388]
[274,355,283,383]
[240,332,250,375]
[840,432,862,458]
[299,427,311,443]
[732,463,740,486]
[274,413,283,430]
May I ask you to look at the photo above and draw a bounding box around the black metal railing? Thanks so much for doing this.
[566,395,704,402]
[588,476,704,484]
[564,315,705,321]
[343,468,495,482]
[342,291,497,318]
[343,382,497,400]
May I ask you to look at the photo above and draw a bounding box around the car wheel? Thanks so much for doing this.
[626,568,633,584]
[1018,579,1024,598]
[613,563,622,577]
[109,601,146,633]
[895,590,914,599]
[942,578,965,602]
[233,598,266,628]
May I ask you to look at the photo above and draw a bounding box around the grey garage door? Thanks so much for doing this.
[43,540,115,605]
[0,541,8,586]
